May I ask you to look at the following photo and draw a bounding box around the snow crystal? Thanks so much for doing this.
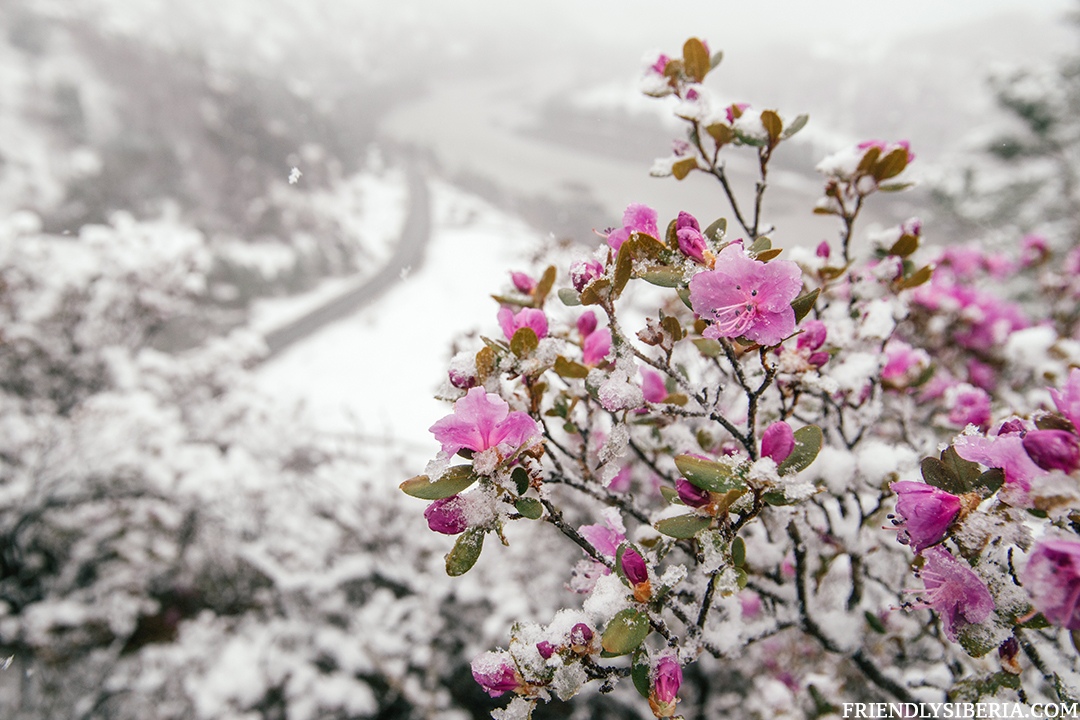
[550,662,588,701]
[491,697,535,720]
[288,166,302,184]
[598,424,629,466]
[597,370,644,412]
[582,573,632,623]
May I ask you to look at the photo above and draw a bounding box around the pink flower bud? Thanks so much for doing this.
[807,351,830,368]
[1022,538,1080,629]
[650,655,682,716]
[725,102,749,123]
[676,478,711,508]
[582,328,612,367]
[620,546,649,586]
[569,622,593,650]
[641,368,668,404]
[796,320,827,351]
[424,496,468,535]
[816,241,831,259]
[650,53,670,75]
[676,211,700,232]
[761,421,795,464]
[471,651,521,697]
[947,384,991,430]
[448,367,477,390]
[536,641,555,659]
[1022,429,1080,473]
[570,258,604,292]
[510,271,536,294]
[676,226,709,264]
[577,310,598,338]
[888,481,961,554]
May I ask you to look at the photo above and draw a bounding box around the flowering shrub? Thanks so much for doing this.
[405,38,1080,718]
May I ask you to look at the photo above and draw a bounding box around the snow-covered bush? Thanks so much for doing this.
[405,39,1080,719]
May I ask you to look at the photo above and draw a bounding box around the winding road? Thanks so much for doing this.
[261,160,431,360]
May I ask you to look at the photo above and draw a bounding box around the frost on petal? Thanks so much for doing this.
[917,546,995,642]
[623,203,658,238]
[471,651,520,697]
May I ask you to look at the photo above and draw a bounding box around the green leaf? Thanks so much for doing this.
[692,338,723,357]
[580,277,610,306]
[631,649,652,698]
[445,528,485,576]
[748,236,772,255]
[400,465,477,500]
[512,466,531,495]
[755,248,783,262]
[949,672,1021,702]
[557,287,581,306]
[731,536,746,567]
[888,233,919,258]
[1036,414,1075,432]
[709,50,724,70]
[704,217,727,242]
[878,181,914,192]
[533,265,557,306]
[682,37,710,83]
[856,146,881,175]
[919,457,965,496]
[780,113,808,140]
[677,286,693,309]
[974,468,1004,496]
[706,122,736,146]
[760,110,783,145]
[897,264,933,290]
[659,485,680,504]
[655,513,712,539]
[942,446,980,489]
[601,608,650,656]
[665,218,679,250]
[613,241,633,297]
[675,454,745,493]
[640,266,683,287]
[511,327,539,357]
[791,288,820,324]
[554,356,590,379]
[764,490,796,506]
[864,611,886,634]
[873,147,909,181]
[776,425,823,476]
[672,156,698,180]
[661,316,683,342]
[515,496,543,520]
[490,293,530,307]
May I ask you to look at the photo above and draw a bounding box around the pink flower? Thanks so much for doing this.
[689,244,803,347]
[650,655,682,717]
[966,359,996,393]
[1022,429,1080,473]
[881,339,930,389]
[510,271,536,294]
[797,320,827,352]
[429,387,540,458]
[816,241,831,259]
[641,368,668,404]
[536,641,555,659]
[910,546,995,642]
[954,432,1043,494]
[570,258,604,292]
[1021,234,1049,266]
[620,546,649,586]
[608,465,633,493]
[498,306,548,341]
[579,511,626,561]
[675,211,710,264]
[582,327,612,367]
[471,651,521,697]
[424,495,469,535]
[577,310,598,339]
[1051,368,1080,432]
[606,203,659,251]
[947,383,991,430]
[725,102,750,123]
[889,481,961,554]
[650,53,671,75]
[760,421,795,464]
[1022,538,1080,629]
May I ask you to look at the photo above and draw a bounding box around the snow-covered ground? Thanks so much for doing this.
[254,178,544,459]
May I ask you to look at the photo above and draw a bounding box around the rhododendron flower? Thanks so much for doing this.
[471,651,521,697]
[1022,429,1080,473]
[649,655,682,718]
[725,102,750,123]
[424,495,469,535]
[620,546,649,586]
[1022,538,1080,629]
[881,339,931,389]
[606,203,659,250]
[429,387,540,459]
[579,510,626,562]
[641,367,668,404]
[1051,368,1080,432]
[582,327,612,367]
[577,310,598,339]
[570,258,604,292]
[910,546,994,642]
[689,244,803,346]
[889,481,961,554]
[816,241,831,259]
[568,623,594,652]
[797,320,827,352]
[498,306,548,341]
[510,271,536,294]
[1021,233,1049,266]
[954,432,1042,494]
[536,641,555,660]
[947,383,991,430]
[760,421,794,464]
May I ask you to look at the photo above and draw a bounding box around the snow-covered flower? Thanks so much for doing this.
[954,432,1042,494]
[881,339,931,390]
[472,651,522,697]
[1022,538,1080,629]
[910,546,995,642]
[946,383,992,430]
[689,244,803,347]
[568,623,594,653]
[889,481,961,554]
[570,257,604,292]
[429,387,540,459]
[498,306,548,341]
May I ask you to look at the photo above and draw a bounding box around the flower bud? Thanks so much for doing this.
[569,623,594,653]
[1022,429,1080,473]
[448,367,477,390]
[797,320,827,352]
[570,258,604,292]
[676,226,710,264]
[471,651,521,698]
[649,655,682,718]
[761,421,795,464]
[676,478,711,508]
[888,481,961,554]
[1022,538,1080,629]
[816,240,831,259]
[577,310,598,338]
[536,641,555,660]
[999,636,1021,675]
[424,496,468,535]
[510,271,536,294]
[621,547,649,586]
